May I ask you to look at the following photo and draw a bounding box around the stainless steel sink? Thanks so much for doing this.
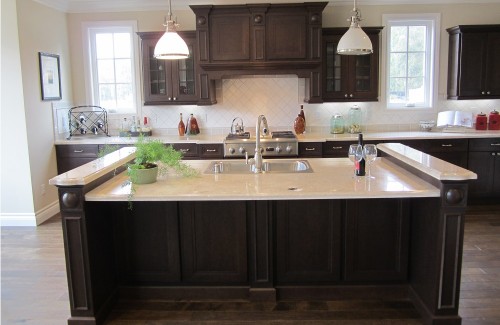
[205,159,313,174]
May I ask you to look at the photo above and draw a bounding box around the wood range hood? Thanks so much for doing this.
[190,2,328,103]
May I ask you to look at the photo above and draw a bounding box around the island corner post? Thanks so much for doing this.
[51,146,473,325]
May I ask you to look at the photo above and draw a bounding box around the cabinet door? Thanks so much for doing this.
[179,201,248,283]
[350,40,379,101]
[276,200,341,283]
[298,142,323,157]
[114,202,181,284]
[468,151,496,197]
[323,34,350,100]
[344,199,410,282]
[210,15,251,61]
[485,32,500,97]
[458,33,488,97]
[171,33,198,102]
[266,13,307,60]
[142,38,174,104]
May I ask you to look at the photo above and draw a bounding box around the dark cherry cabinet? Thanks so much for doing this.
[275,200,341,284]
[179,201,248,283]
[138,31,199,105]
[344,199,410,282]
[447,25,500,99]
[322,27,382,102]
[114,202,181,284]
[55,144,99,174]
[467,138,500,198]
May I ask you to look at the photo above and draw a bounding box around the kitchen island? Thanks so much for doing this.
[50,143,476,325]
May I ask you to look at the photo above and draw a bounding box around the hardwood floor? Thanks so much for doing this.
[1,204,499,325]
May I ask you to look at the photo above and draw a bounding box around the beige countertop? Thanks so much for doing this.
[54,130,500,145]
[49,142,477,201]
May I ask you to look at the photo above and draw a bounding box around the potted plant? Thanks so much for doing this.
[128,135,198,184]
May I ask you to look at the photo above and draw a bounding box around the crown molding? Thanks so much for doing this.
[34,0,500,13]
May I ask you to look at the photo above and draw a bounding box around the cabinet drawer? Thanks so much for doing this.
[172,143,198,159]
[469,138,500,152]
[323,141,355,157]
[427,139,468,152]
[298,142,323,157]
[198,144,224,159]
[56,145,99,158]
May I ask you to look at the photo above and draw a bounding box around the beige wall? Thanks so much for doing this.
[15,0,73,224]
[1,0,36,225]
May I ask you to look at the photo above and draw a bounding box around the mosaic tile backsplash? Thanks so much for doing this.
[107,75,499,135]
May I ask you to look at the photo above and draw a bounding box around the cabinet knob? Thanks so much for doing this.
[481,91,485,95]
[492,153,497,156]
[173,97,177,101]
[350,94,353,98]
[168,97,172,101]
[487,91,491,95]
[345,94,348,98]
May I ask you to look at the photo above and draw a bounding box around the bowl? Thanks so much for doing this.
[419,120,435,132]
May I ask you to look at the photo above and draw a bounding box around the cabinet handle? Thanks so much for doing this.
[441,144,453,147]
[492,153,497,156]
[305,148,316,151]
[73,150,84,153]
[332,146,343,149]
[206,149,217,152]
[491,143,500,146]
[180,149,190,153]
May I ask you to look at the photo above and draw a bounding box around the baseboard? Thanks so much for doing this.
[35,200,60,225]
[0,200,59,227]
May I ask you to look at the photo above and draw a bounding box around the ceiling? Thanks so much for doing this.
[34,0,500,13]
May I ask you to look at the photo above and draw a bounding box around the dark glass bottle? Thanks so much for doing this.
[355,133,366,176]
[178,113,186,136]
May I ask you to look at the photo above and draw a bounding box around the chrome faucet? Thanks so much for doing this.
[252,114,269,173]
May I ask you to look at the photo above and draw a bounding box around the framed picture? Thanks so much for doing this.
[38,52,62,101]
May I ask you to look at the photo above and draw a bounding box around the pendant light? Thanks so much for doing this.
[337,0,373,55]
[154,0,189,60]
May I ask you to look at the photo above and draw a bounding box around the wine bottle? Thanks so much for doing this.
[355,133,366,176]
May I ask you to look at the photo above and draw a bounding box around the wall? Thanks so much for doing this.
[67,3,500,134]
[14,0,72,225]
[1,0,36,226]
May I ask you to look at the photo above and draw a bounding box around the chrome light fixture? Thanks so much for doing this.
[154,0,189,60]
[337,0,373,55]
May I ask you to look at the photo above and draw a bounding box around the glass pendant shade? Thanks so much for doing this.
[337,23,373,55]
[337,0,373,56]
[154,25,189,60]
[154,0,189,60]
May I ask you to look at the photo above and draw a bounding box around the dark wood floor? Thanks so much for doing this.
[1,204,499,325]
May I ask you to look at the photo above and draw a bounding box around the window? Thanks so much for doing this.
[83,21,140,114]
[383,14,440,109]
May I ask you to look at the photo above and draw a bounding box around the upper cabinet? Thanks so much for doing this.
[447,25,500,100]
[190,2,328,103]
[322,27,382,102]
[138,31,215,106]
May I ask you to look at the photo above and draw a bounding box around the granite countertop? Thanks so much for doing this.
[49,143,477,201]
[54,130,500,145]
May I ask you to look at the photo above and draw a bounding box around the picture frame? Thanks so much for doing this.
[38,52,62,101]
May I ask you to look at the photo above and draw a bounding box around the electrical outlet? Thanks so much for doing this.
[41,184,46,195]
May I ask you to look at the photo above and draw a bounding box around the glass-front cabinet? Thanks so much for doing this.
[322,27,382,102]
[138,31,198,105]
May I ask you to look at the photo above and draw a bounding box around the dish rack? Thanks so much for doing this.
[67,105,110,139]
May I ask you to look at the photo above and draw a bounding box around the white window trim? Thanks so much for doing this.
[81,20,141,115]
[381,13,440,111]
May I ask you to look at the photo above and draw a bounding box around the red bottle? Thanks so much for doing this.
[475,113,488,130]
[489,110,500,130]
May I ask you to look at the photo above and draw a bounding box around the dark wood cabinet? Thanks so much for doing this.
[276,200,341,284]
[198,143,224,159]
[55,144,99,174]
[114,202,181,284]
[322,28,382,102]
[344,199,410,282]
[298,142,323,157]
[179,201,248,284]
[190,3,327,103]
[426,139,469,168]
[467,138,500,198]
[447,25,500,100]
[138,31,201,105]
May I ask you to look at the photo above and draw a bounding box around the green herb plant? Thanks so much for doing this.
[126,135,198,209]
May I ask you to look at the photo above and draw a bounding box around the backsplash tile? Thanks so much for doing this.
[107,76,499,135]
